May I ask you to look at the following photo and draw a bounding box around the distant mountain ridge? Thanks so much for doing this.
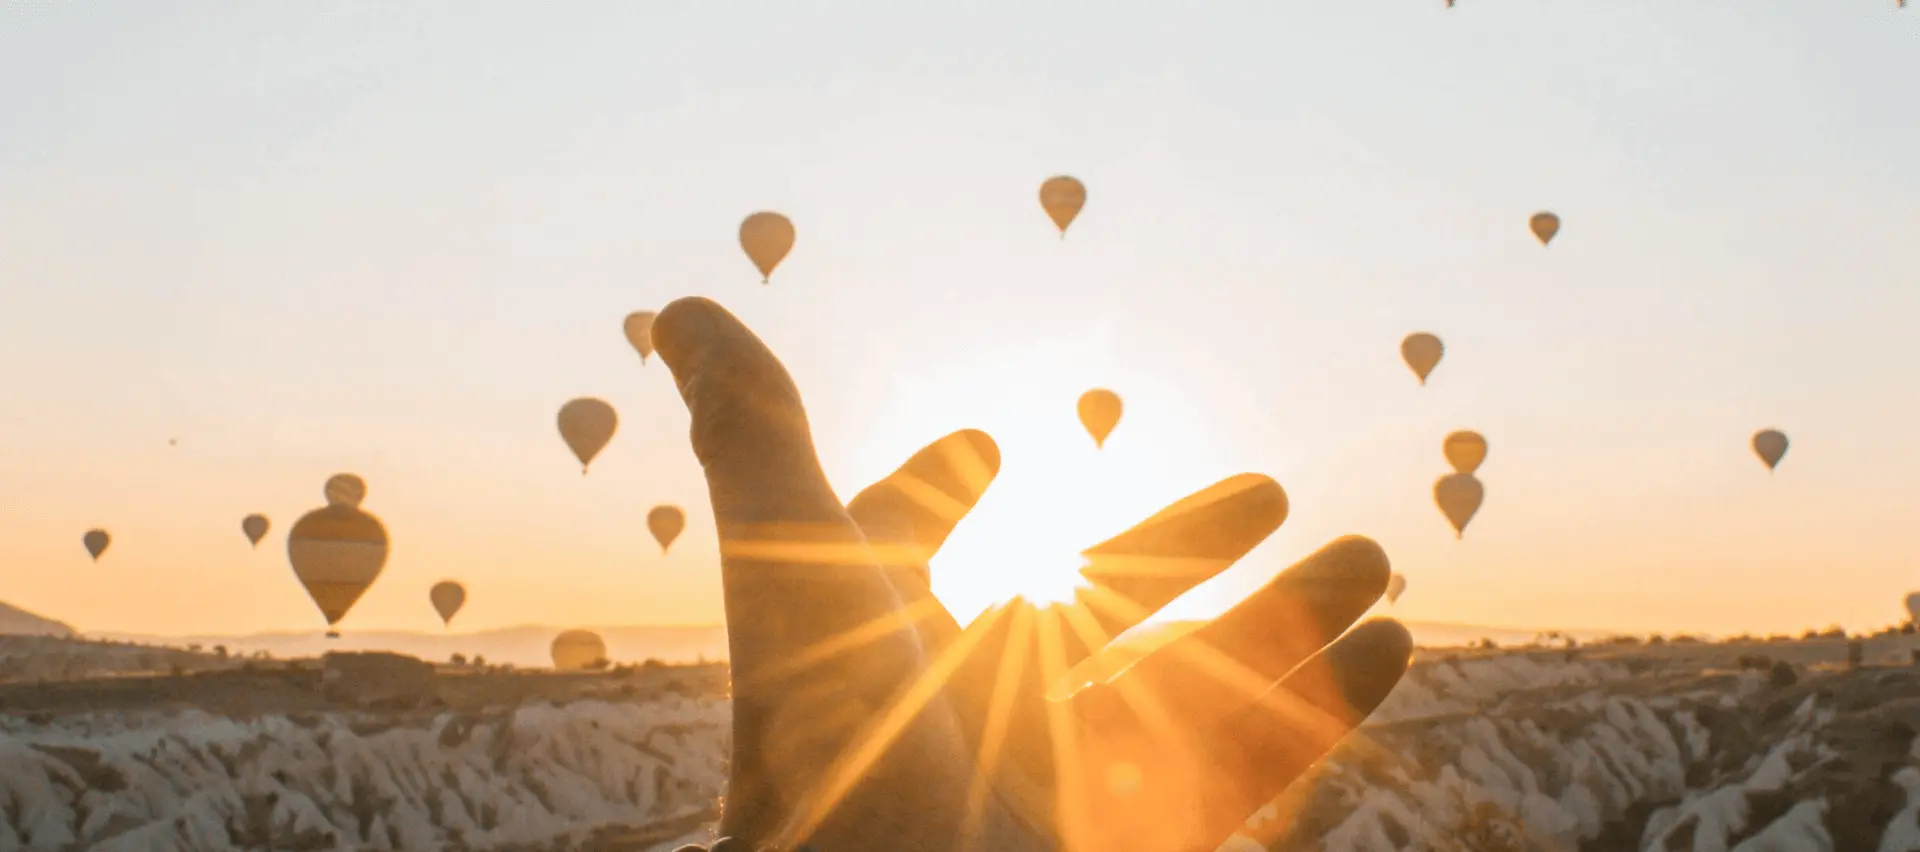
[91,623,731,669]
[0,600,76,638]
[82,618,1634,670]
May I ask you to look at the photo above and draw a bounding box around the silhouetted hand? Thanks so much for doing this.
[653,297,1412,852]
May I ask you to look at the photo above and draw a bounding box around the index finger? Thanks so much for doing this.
[846,429,1002,655]
[1077,473,1290,641]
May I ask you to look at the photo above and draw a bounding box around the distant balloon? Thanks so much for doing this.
[648,505,686,554]
[242,514,270,548]
[287,499,390,630]
[430,581,466,627]
[83,529,110,561]
[1039,176,1087,237]
[1401,333,1444,385]
[1752,429,1789,472]
[324,474,367,508]
[739,211,796,283]
[551,629,608,671]
[558,398,619,474]
[1443,431,1488,475]
[1386,573,1407,604]
[623,311,658,364]
[1434,473,1484,540]
[1077,389,1123,449]
[1906,592,1920,624]
[1530,212,1561,246]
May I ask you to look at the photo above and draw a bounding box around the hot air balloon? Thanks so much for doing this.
[648,504,686,554]
[83,529,110,561]
[288,480,390,637]
[1077,389,1123,449]
[1386,573,1407,604]
[558,398,618,474]
[1443,431,1488,475]
[1435,473,1484,540]
[552,629,608,671]
[1401,333,1444,385]
[1906,593,1920,625]
[242,514,270,548]
[739,211,795,283]
[1530,212,1561,246]
[325,474,367,508]
[1753,429,1789,473]
[623,311,658,364]
[1039,176,1087,237]
[430,581,466,627]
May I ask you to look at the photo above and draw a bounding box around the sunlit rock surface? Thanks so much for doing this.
[1255,638,1920,852]
[0,652,730,852]
[6,636,1920,851]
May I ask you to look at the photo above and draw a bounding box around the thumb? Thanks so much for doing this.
[654,297,957,847]
[653,296,841,525]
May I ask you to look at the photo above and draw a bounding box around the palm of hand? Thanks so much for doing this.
[653,297,1411,852]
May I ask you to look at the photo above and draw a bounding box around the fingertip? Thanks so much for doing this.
[1326,618,1415,708]
[653,296,729,373]
[1309,536,1392,601]
[955,428,1002,477]
[1230,472,1288,517]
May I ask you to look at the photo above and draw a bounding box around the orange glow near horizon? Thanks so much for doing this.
[3,4,1919,642]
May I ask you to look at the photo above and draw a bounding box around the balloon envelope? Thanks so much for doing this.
[242,514,270,547]
[1401,333,1443,385]
[1530,212,1561,246]
[83,529,110,561]
[739,212,795,283]
[1039,176,1088,236]
[1906,592,1920,624]
[558,398,618,473]
[430,581,466,627]
[324,474,367,508]
[648,505,686,554]
[1434,473,1485,539]
[1077,389,1123,449]
[1386,573,1407,604]
[623,311,657,363]
[1443,431,1489,475]
[1752,429,1789,472]
[552,630,608,671]
[287,504,390,628]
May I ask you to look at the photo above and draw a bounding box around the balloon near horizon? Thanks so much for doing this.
[430,581,466,628]
[287,474,389,639]
[551,629,608,671]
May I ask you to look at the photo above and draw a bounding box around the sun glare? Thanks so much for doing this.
[849,329,1237,625]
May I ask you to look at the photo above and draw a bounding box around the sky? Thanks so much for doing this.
[1,2,1917,640]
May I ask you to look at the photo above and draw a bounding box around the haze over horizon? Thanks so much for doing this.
[3,3,1917,639]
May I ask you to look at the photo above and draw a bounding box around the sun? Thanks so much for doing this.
[846,329,1236,626]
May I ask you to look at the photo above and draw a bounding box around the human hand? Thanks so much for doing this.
[652,297,1412,852]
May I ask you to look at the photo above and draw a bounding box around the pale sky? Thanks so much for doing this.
[1,2,1916,639]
